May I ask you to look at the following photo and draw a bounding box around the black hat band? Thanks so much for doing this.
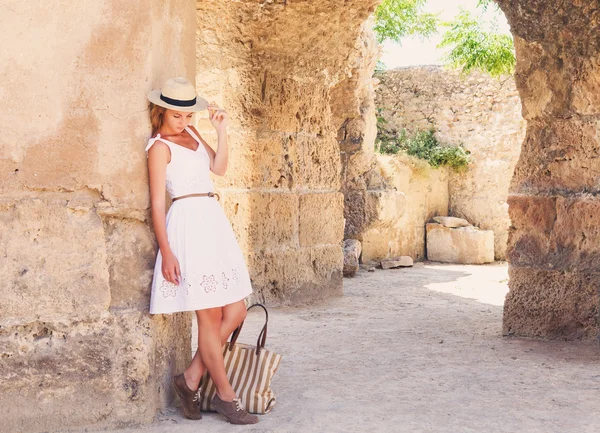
[160,93,197,107]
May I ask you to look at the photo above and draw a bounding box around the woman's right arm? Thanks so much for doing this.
[147,142,180,284]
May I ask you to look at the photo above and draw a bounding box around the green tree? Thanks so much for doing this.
[476,0,498,11]
[438,9,515,77]
[374,0,514,78]
[373,0,438,44]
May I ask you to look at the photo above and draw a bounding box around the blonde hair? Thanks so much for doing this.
[149,103,167,136]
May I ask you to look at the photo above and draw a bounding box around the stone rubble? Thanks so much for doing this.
[381,256,414,269]
[343,239,362,277]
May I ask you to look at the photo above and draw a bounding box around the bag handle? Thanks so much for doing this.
[228,303,269,356]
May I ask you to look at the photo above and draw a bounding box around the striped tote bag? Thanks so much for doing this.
[199,304,282,414]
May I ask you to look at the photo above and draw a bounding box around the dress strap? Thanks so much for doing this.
[145,133,173,152]
[185,126,202,144]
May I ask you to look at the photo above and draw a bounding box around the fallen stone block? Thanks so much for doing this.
[433,216,471,228]
[381,256,414,269]
[343,239,362,277]
[426,223,494,264]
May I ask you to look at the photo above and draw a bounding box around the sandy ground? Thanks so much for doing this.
[92,262,600,433]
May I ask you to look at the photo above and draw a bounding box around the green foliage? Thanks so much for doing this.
[438,9,515,77]
[375,129,470,171]
[373,0,439,44]
[477,0,498,11]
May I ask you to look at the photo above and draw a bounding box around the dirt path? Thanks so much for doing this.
[93,262,600,433]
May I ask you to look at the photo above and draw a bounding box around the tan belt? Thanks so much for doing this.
[172,192,220,202]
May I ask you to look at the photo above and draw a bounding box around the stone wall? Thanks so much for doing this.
[1,1,385,430]
[355,154,450,261]
[0,1,196,432]
[336,25,451,263]
[497,0,600,340]
[194,0,379,304]
[375,67,526,260]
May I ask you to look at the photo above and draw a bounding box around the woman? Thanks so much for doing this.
[145,77,258,425]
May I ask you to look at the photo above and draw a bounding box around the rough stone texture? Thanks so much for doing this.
[426,223,494,265]
[343,239,362,277]
[0,1,195,431]
[433,216,471,228]
[375,67,526,260]
[347,153,450,262]
[194,0,379,304]
[381,256,413,269]
[496,0,600,340]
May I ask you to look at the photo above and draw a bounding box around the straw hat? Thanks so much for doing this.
[147,77,208,111]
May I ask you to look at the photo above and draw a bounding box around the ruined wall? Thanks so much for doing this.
[195,0,379,303]
[352,153,450,261]
[497,0,600,339]
[337,33,451,263]
[375,67,525,259]
[0,1,196,431]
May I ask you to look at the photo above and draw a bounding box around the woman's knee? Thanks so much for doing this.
[224,301,247,326]
[197,307,223,332]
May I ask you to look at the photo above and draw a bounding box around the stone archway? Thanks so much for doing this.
[497,0,600,340]
[0,0,379,432]
[193,0,379,304]
[2,1,599,432]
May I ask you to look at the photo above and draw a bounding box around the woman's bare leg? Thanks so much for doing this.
[183,301,247,390]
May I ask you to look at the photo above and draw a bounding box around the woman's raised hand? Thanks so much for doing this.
[208,102,229,131]
[161,250,181,285]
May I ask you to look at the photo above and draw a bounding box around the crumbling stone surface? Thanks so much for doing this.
[381,256,414,269]
[0,1,195,431]
[343,239,362,277]
[433,216,471,228]
[427,223,494,265]
[497,0,600,339]
[375,67,525,260]
[351,155,450,262]
[195,0,379,303]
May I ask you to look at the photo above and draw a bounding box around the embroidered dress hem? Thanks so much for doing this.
[149,287,252,314]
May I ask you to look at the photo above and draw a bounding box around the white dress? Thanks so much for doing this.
[146,126,253,314]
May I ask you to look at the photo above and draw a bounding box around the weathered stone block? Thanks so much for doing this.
[247,245,343,303]
[511,119,600,195]
[338,118,367,153]
[0,197,110,323]
[433,216,471,228]
[343,189,367,238]
[299,193,344,247]
[294,245,343,302]
[508,195,600,273]
[507,194,557,267]
[293,135,342,190]
[0,311,191,433]
[230,192,299,252]
[343,239,362,277]
[103,217,156,310]
[496,0,600,341]
[211,131,260,189]
[365,190,406,229]
[426,223,494,264]
[381,256,413,269]
[504,267,599,340]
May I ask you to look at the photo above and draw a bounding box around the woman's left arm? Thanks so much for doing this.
[211,124,229,176]
[207,104,229,176]
[189,118,228,176]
